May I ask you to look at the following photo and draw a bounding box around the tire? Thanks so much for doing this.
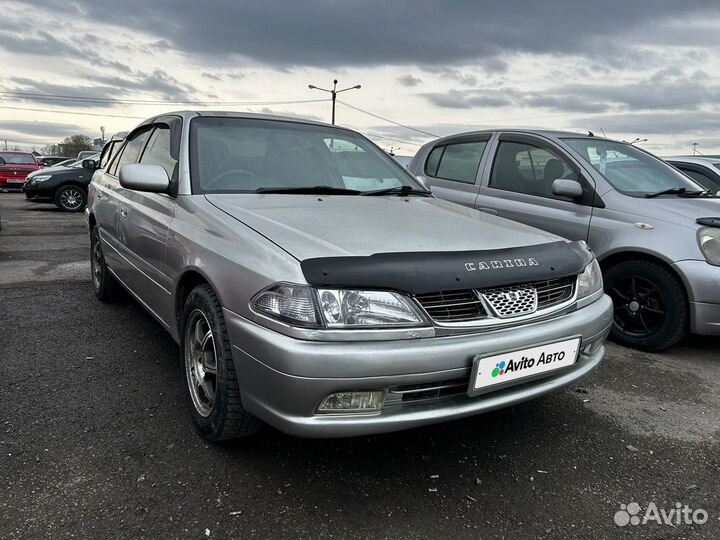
[180,283,261,441]
[90,226,122,302]
[604,260,688,351]
[54,185,87,212]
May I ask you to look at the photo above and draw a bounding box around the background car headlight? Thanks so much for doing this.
[318,289,424,327]
[697,226,720,266]
[576,259,603,299]
[32,175,52,183]
[252,284,322,327]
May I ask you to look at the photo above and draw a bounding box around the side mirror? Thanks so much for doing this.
[119,164,169,192]
[0,157,5,166]
[552,179,583,200]
[82,159,97,171]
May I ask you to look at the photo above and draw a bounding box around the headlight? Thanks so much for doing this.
[576,259,603,299]
[318,289,424,328]
[251,284,426,329]
[251,284,322,327]
[697,227,720,266]
[32,175,52,183]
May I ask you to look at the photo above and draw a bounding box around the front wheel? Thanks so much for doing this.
[605,260,688,351]
[180,284,261,441]
[55,185,87,212]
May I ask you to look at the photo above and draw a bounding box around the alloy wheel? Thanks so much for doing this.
[184,309,218,417]
[608,275,666,338]
[60,188,83,210]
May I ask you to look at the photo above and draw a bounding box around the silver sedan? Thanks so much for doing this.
[86,112,612,440]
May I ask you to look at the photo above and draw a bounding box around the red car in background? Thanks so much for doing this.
[0,151,40,189]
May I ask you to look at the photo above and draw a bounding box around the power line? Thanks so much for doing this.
[336,100,440,138]
[0,91,331,107]
[0,104,145,119]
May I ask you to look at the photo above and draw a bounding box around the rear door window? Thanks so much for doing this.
[425,141,486,184]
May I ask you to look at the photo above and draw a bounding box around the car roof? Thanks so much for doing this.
[425,128,622,145]
[0,150,34,155]
[665,155,720,165]
[133,110,342,132]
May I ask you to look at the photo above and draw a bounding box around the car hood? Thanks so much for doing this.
[606,192,720,224]
[28,166,78,178]
[206,194,562,260]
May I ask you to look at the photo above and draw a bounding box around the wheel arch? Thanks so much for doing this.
[598,249,691,305]
[174,268,217,335]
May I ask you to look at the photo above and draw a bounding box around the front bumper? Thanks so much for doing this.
[225,294,613,437]
[673,260,720,335]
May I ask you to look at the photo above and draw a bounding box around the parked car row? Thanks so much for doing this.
[21,133,127,212]
[4,111,718,441]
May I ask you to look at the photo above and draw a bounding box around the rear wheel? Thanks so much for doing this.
[180,284,261,441]
[605,260,688,351]
[55,185,86,212]
[90,226,122,302]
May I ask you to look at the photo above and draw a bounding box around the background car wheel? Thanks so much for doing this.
[54,185,86,212]
[604,260,688,351]
[180,283,261,441]
[90,226,122,302]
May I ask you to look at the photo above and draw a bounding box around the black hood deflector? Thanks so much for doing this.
[301,240,594,294]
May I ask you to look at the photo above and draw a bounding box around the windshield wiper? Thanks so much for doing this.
[360,185,432,197]
[255,186,362,195]
[644,187,689,198]
[678,189,716,198]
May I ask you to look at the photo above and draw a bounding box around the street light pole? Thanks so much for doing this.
[308,79,362,124]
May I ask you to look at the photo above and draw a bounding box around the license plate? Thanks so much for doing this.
[469,337,580,395]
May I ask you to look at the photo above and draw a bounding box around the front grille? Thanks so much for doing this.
[414,289,487,322]
[415,276,576,324]
[481,284,537,318]
[536,276,575,309]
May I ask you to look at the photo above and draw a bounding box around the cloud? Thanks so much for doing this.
[14,0,720,68]
[423,89,516,109]
[396,74,423,87]
[0,120,89,140]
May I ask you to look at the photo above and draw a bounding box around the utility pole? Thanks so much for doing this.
[692,142,699,155]
[308,79,362,124]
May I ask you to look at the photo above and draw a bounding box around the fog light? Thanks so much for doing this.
[317,390,386,414]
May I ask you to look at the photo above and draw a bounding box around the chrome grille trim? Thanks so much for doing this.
[414,276,576,326]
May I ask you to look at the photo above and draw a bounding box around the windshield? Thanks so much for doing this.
[563,139,703,196]
[190,117,423,194]
[0,152,36,165]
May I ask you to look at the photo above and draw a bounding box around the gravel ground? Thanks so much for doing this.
[1,192,718,539]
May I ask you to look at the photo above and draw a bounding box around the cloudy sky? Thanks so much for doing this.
[3,0,720,156]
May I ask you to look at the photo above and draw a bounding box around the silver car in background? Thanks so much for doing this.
[665,156,720,193]
[86,112,611,440]
[410,130,720,351]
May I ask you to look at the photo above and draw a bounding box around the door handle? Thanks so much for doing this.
[477,207,499,216]
[120,206,128,218]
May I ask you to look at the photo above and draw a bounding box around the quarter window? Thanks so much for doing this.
[425,141,486,184]
[490,141,577,197]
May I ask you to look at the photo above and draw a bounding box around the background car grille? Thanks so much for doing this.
[415,276,576,324]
